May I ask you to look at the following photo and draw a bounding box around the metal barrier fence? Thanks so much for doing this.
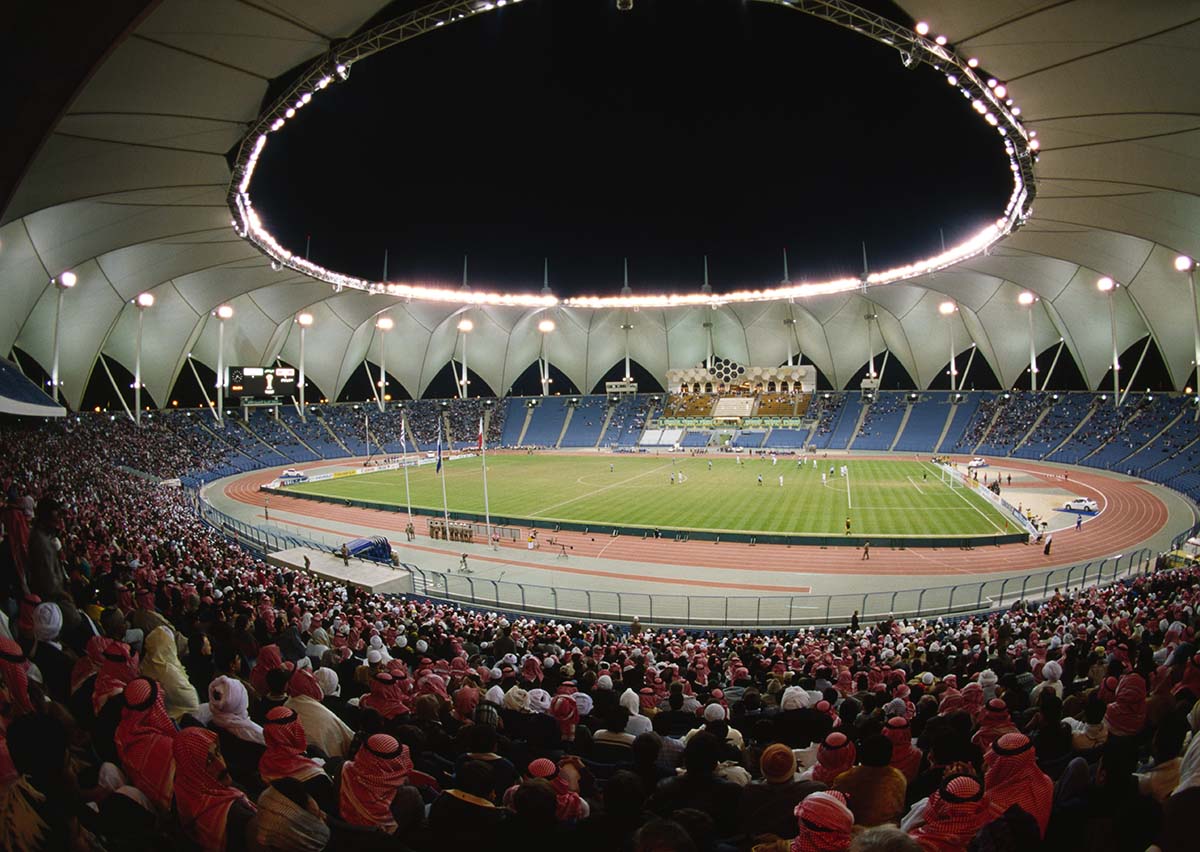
[402,549,1155,627]
[196,493,1159,627]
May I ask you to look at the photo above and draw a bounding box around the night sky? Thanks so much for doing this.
[251,0,1013,295]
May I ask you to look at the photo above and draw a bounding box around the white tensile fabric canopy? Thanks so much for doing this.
[2,0,1198,409]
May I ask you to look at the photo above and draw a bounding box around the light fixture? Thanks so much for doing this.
[136,292,155,308]
[538,319,556,333]
[216,304,234,319]
[993,84,1007,98]
[1176,255,1195,272]
[376,316,394,331]
[914,21,929,35]
[935,35,947,45]
[457,318,474,332]
[1018,291,1035,306]
[938,300,957,315]
[1097,277,1115,292]
[297,312,314,327]
[967,57,979,68]
[57,271,77,288]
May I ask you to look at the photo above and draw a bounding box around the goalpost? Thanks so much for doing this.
[938,463,964,489]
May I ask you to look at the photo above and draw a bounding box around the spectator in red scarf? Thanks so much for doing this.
[173,726,256,852]
[883,716,923,782]
[907,772,990,852]
[258,706,333,812]
[791,790,854,852]
[337,733,415,834]
[808,732,856,785]
[1105,673,1147,737]
[984,733,1053,836]
[114,677,177,812]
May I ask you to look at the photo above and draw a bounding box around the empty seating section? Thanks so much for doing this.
[320,405,371,455]
[1121,400,1194,474]
[1083,396,1183,470]
[808,394,847,449]
[893,394,951,451]
[559,396,608,447]
[974,392,1045,456]
[1012,393,1093,459]
[938,394,981,452]
[680,431,711,447]
[521,397,569,446]
[0,357,56,408]
[1140,413,1200,479]
[952,394,998,453]
[605,395,651,446]
[763,428,809,449]
[712,396,755,418]
[500,398,528,446]
[663,393,716,417]
[823,399,863,450]
[279,408,344,458]
[243,412,320,462]
[852,393,907,451]
[1047,402,1128,464]
[731,430,766,448]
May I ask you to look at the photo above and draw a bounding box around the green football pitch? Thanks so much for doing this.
[282,454,1015,537]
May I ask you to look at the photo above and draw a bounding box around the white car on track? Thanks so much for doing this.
[281,468,305,478]
[967,457,989,468]
[1064,497,1099,513]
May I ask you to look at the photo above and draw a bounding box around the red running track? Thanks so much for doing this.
[221,457,1170,585]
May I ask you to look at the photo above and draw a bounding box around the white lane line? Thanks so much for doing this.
[528,461,674,518]
[846,466,853,510]
[906,475,926,495]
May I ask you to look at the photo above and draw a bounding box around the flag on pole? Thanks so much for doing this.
[477,416,484,451]
[436,419,443,472]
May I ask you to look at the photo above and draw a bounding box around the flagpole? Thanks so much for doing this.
[438,420,450,530]
[480,416,494,548]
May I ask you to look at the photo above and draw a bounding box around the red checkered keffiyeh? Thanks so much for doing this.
[338,734,412,833]
[260,706,324,783]
[791,791,854,852]
[985,733,1053,837]
[812,732,855,784]
[909,773,989,852]
[883,716,922,781]
[173,727,254,851]
[115,678,177,811]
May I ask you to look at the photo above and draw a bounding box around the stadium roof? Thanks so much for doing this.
[2,0,1198,408]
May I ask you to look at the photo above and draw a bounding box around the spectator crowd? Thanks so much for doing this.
[0,413,1199,851]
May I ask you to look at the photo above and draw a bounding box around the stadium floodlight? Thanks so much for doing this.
[50,272,78,404]
[1176,255,1196,272]
[1019,292,1037,391]
[456,317,474,398]
[1097,278,1119,407]
[538,318,556,396]
[134,293,155,425]
[214,305,234,423]
[296,313,314,419]
[914,21,929,35]
[938,300,956,315]
[375,316,393,412]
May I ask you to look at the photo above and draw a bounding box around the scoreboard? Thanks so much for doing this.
[227,366,296,399]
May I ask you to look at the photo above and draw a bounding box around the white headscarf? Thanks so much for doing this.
[208,675,264,744]
[1042,660,1062,682]
[484,685,505,706]
[527,688,551,713]
[619,688,641,716]
[33,603,63,643]
[781,686,811,711]
[313,667,340,698]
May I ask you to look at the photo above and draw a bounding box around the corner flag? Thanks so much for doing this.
[478,416,485,451]
[436,420,443,472]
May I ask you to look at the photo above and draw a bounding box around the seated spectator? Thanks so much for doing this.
[253,777,330,852]
[337,733,420,835]
[259,706,334,812]
[740,742,826,838]
[833,735,906,827]
[1071,693,1109,753]
[428,759,506,841]
[984,733,1053,836]
[140,625,199,721]
[114,677,177,812]
[173,726,257,852]
[906,771,989,851]
[648,731,741,837]
[286,667,353,758]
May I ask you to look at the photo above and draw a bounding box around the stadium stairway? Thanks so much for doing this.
[895,394,952,452]
[937,395,979,452]
[841,401,871,451]
[555,407,573,447]
[1010,404,1052,455]
[522,397,568,446]
[1042,404,1095,459]
[969,403,1005,455]
[317,415,352,456]
[593,404,616,447]
[887,401,913,451]
[559,397,609,447]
